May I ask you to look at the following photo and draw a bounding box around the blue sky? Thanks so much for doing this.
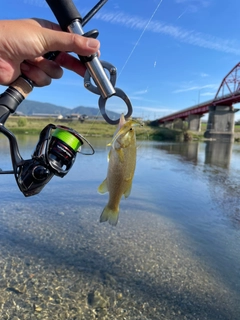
[1,0,240,120]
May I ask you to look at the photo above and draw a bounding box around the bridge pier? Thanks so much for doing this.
[204,105,237,141]
[187,114,202,132]
[173,119,183,130]
[164,121,173,129]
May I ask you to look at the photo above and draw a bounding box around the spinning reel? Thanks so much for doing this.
[0,123,94,197]
[0,0,133,196]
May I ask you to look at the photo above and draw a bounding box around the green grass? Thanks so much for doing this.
[234,125,240,133]
[6,117,151,139]
[3,117,208,141]
[6,117,240,142]
[6,117,116,137]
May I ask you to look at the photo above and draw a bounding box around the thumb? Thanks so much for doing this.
[40,28,100,56]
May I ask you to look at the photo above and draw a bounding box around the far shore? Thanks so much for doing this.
[5,116,240,142]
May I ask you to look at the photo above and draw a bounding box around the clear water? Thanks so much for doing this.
[0,134,240,319]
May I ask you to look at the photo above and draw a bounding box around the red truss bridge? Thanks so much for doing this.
[154,62,240,140]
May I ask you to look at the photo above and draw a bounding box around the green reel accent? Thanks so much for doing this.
[52,128,82,152]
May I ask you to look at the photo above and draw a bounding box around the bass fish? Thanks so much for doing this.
[98,114,143,226]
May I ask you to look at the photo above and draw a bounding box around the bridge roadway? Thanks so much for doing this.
[157,90,240,123]
[154,62,240,141]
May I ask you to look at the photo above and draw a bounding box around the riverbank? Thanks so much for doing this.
[5,116,240,142]
[5,117,177,141]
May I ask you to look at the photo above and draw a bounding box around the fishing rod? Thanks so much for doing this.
[45,0,132,124]
[0,0,132,197]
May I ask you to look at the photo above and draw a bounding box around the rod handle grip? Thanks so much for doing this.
[10,76,33,99]
[46,0,82,31]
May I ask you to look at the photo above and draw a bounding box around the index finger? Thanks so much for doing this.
[54,52,87,77]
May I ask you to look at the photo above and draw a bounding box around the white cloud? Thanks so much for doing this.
[200,91,215,96]
[131,105,177,119]
[200,72,209,77]
[175,0,211,7]
[132,89,148,95]
[134,106,176,113]
[95,11,240,55]
[130,96,161,103]
[176,86,199,93]
[173,83,218,93]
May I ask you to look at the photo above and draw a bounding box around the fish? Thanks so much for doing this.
[98,114,143,226]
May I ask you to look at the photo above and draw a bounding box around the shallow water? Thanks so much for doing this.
[0,134,240,319]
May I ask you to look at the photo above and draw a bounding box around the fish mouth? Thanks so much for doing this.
[118,113,143,129]
[118,113,126,129]
[107,114,143,148]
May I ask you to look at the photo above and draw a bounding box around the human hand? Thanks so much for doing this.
[0,19,100,87]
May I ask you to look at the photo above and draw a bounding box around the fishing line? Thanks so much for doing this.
[86,110,101,135]
[118,0,164,146]
[118,0,164,78]
[87,0,164,136]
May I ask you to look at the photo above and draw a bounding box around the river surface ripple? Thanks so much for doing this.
[0,136,239,319]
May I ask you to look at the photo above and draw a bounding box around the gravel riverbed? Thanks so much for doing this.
[0,190,239,320]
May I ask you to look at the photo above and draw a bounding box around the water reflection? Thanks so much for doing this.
[157,142,199,164]
[205,141,233,169]
[156,140,233,169]
[0,135,240,319]
[150,139,240,232]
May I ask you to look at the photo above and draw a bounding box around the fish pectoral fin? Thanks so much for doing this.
[116,149,124,163]
[107,149,112,162]
[100,206,119,226]
[123,182,133,199]
[98,179,108,194]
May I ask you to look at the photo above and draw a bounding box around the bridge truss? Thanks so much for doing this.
[156,62,240,123]
[214,62,240,105]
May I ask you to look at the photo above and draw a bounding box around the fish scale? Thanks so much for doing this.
[98,114,143,226]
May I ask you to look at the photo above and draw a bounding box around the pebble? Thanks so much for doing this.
[0,200,238,320]
[116,292,123,300]
[34,305,42,312]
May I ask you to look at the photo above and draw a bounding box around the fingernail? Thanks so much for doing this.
[87,38,100,49]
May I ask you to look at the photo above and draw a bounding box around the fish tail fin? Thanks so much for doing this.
[100,206,119,226]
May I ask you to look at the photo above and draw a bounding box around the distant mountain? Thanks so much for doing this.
[16,99,120,119]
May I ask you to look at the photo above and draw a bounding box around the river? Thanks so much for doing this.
[0,134,239,319]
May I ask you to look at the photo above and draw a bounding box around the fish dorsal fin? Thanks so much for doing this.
[98,178,108,194]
